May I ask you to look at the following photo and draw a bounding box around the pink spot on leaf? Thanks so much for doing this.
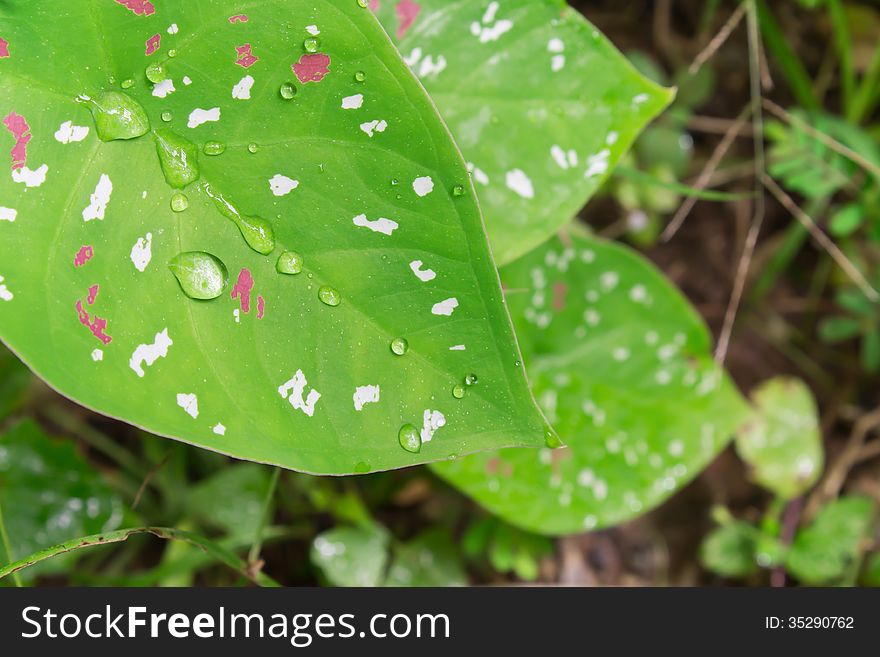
[552,281,567,312]
[235,43,259,68]
[75,299,112,345]
[257,295,265,320]
[0,38,9,58]
[396,0,421,39]
[145,33,161,56]
[292,53,330,83]
[114,0,155,17]
[231,268,254,313]
[74,246,95,268]
[87,284,99,306]
[228,14,249,23]
[3,112,31,171]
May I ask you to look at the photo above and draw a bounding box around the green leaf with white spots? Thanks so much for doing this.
[0,420,124,579]
[0,0,550,475]
[375,0,674,264]
[735,377,823,500]
[786,496,875,585]
[310,525,390,587]
[432,234,751,536]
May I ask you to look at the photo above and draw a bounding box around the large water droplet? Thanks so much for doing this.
[279,82,298,100]
[390,337,408,356]
[154,129,200,189]
[303,38,320,53]
[145,61,167,84]
[318,285,341,307]
[170,193,189,212]
[169,251,228,300]
[453,184,466,197]
[277,251,304,275]
[161,111,173,122]
[203,141,226,156]
[121,78,135,89]
[247,142,260,154]
[354,70,366,82]
[81,91,150,142]
[202,184,275,255]
[398,424,421,453]
[465,373,478,386]
[452,384,466,399]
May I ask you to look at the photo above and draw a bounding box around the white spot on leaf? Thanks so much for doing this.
[420,409,446,443]
[129,328,172,378]
[0,276,12,302]
[91,349,103,362]
[432,298,459,316]
[11,164,48,188]
[152,78,176,98]
[212,423,226,436]
[187,107,221,128]
[232,75,254,100]
[54,121,90,144]
[409,260,436,282]
[82,174,113,222]
[353,385,380,411]
[413,176,434,197]
[506,169,534,199]
[353,214,398,236]
[269,174,299,196]
[341,94,364,109]
[360,119,388,137]
[176,393,199,419]
[278,370,321,417]
[0,207,16,222]
[130,233,153,272]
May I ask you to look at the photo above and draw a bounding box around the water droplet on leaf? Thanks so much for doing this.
[318,286,341,307]
[203,141,226,156]
[247,143,260,154]
[279,82,297,99]
[169,251,228,300]
[145,61,167,84]
[202,184,276,255]
[452,384,466,399]
[303,38,320,52]
[398,424,421,453]
[453,184,465,197]
[544,427,563,449]
[161,111,173,122]
[154,129,200,188]
[390,337,408,356]
[276,251,304,275]
[121,79,135,89]
[170,192,189,212]
[465,373,478,386]
[82,91,150,141]
[167,49,178,58]
[354,70,366,82]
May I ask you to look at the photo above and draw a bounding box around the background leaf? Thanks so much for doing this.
[375,0,673,264]
[786,496,874,585]
[432,233,751,535]
[0,0,548,475]
[385,529,467,586]
[735,377,824,499]
[700,521,760,578]
[0,419,124,580]
[310,525,389,587]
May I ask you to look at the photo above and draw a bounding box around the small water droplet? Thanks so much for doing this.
[203,141,226,156]
[161,111,173,122]
[154,129,199,188]
[390,178,399,186]
[121,78,135,89]
[247,142,260,154]
[354,461,370,473]
[108,75,117,85]
[276,251,304,275]
[357,0,369,8]
[145,61,167,84]
[465,373,478,386]
[390,337,408,356]
[398,424,421,453]
[303,38,320,52]
[169,251,228,300]
[452,384,466,399]
[514,360,522,367]
[453,184,465,197]
[354,70,366,82]
[318,164,325,173]
[170,192,189,212]
[544,427,563,449]
[279,82,298,99]
[167,48,178,58]
[318,285,341,307]
[81,91,150,142]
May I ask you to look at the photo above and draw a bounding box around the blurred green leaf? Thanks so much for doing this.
[0,420,124,579]
[787,497,874,585]
[829,204,865,237]
[862,552,880,587]
[736,378,823,499]
[186,464,272,537]
[0,347,31,422]
[700,521,760,578]
[819,316,864,343]
[310,525,389,587]
[385,530,467,587]
[433,233,750,535]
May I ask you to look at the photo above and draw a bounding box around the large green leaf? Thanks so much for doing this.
[432,233,751,535]
[0,0,550,475]
[374,0,673,264]
[735,377,823,500]
[0,420,124,579]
